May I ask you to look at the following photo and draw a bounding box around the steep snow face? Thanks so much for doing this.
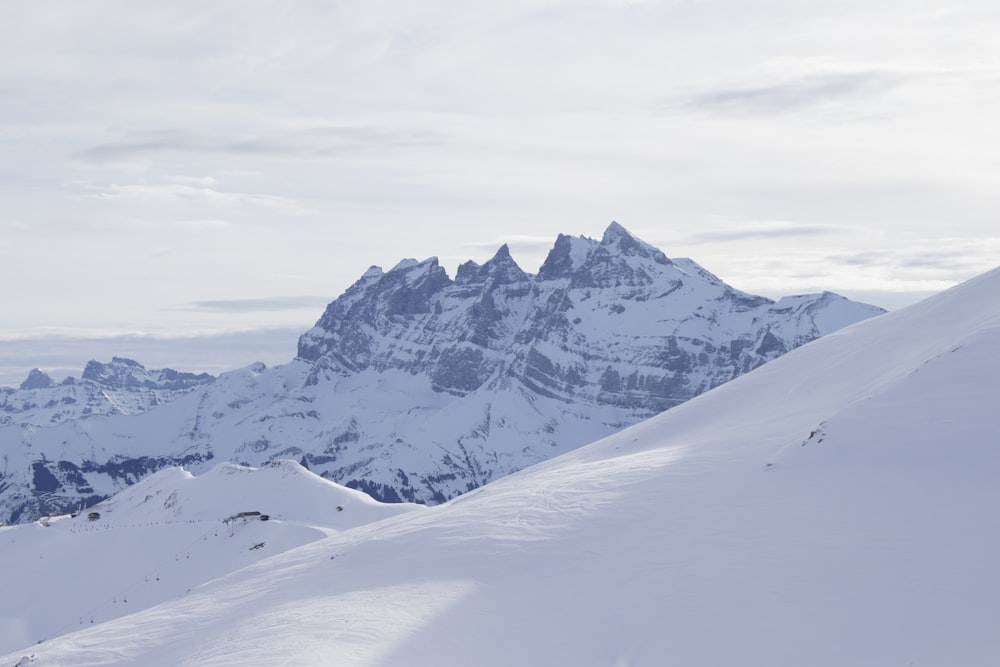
[0,224,884,522]
[6,266,999,667]
[0,460,420,656]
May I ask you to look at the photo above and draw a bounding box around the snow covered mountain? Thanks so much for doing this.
[0,223,884,523]
[1,357,214,427]
[4,265,997,666]
[0,460,420,656]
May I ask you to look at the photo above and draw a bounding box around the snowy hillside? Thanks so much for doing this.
[0,224,884,523]
[4,265,997,666]
[0,460,420,656]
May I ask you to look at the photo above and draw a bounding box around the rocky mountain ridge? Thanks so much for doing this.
[298,222,875,412]
[1,357,214,428]
[0,223,885,523]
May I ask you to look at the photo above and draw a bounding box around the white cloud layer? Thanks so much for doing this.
[2,0,998,375]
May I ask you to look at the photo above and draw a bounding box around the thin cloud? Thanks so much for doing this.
[676,224,845,245]
[168,219,233,229]
[86,183,312,215]
[75,129,195,161]
[898,252,991,271]
[77,126,446,162]
[78,140,185,161]
[829,251,888,268]
[462,234,560,254]
[824,239,1000,285]
[184,296,331,314]
[665,71,909,116]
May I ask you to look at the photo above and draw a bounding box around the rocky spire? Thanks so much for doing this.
[455,244,529,286]
[20,368,54,390]
[599,221,671,264]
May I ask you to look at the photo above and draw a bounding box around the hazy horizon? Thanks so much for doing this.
[3,1,998,384]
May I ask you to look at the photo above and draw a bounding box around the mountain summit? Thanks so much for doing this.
[0,223,884,521]
[297,222,879,406]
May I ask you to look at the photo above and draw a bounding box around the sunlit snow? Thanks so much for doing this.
[3,265,998,665]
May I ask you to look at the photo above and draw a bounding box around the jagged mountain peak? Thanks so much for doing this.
[2,223,888,523]
[19,368,54,390]
[599,221,672,265]
[537,232,598,281]
[360,265,384,280]
[602,219,630,240]
[374,257,454,302]
[297,255,454,365]
[297,224,884,387]
[601,221,670,264]
[81,357,215,391]
[388,256,442,275]
[372,257,452,313]
[81,356,144,382]
[537,223,673,285]
[456,244,529,286]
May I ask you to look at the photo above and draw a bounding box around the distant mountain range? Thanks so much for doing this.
[2,357,214,427]
[0,223,884,523]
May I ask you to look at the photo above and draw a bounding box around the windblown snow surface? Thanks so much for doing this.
[0,462,420,658]
[4,266,1000,666]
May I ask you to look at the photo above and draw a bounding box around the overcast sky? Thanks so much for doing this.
[2,0,998,386]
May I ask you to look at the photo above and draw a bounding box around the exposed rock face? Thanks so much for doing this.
[298,222,879,413]
[19,369,54,391]
[81,356,214,391]
[0,223,886,522]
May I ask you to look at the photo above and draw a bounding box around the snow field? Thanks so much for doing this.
[4,267,998,666]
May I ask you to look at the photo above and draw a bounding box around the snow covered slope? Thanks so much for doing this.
[5,266,997,666]
[0,460,420,656]
[0,223,884,522]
